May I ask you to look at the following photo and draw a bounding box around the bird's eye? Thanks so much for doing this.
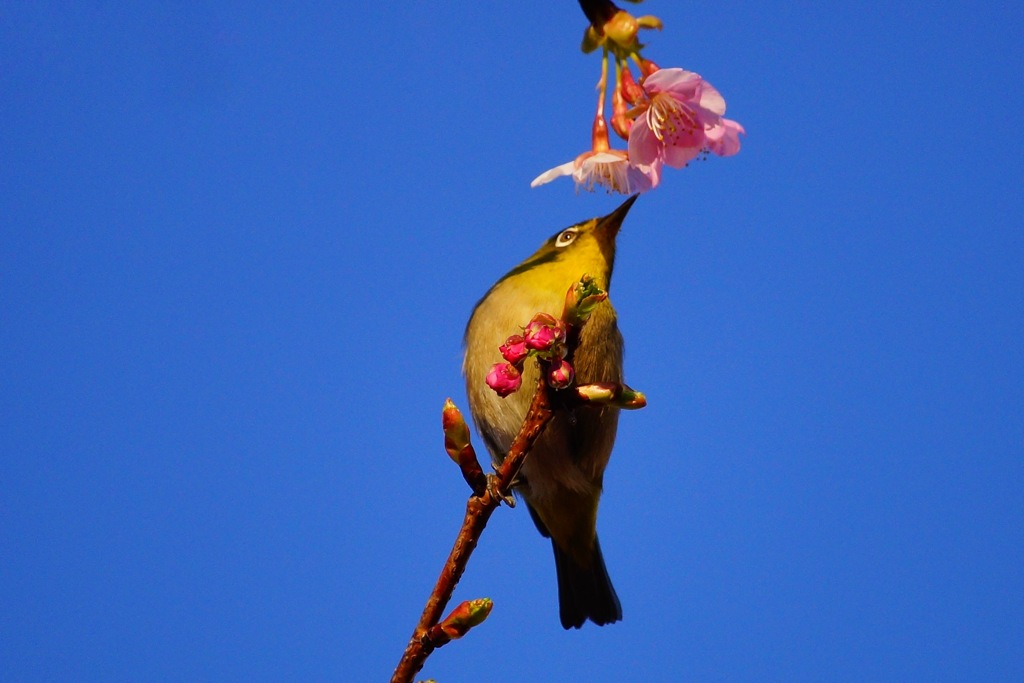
[555,229,578,247]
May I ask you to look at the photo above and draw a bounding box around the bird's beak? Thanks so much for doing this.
[595,194,638,241]
[592,195,637,283]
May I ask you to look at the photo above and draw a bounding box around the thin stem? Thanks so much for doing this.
[591,49,611,153]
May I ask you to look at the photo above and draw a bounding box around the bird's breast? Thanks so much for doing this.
[464,281,624,498]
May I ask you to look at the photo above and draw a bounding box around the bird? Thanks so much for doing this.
[463,195,637,629]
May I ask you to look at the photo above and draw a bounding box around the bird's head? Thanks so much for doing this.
[498,194,637,295]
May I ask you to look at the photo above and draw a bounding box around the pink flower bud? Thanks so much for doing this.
[611,82,632,141]
[499,334,529,365]
[640,58,660,78]
[547,358,575,390]
[523,313,566,352]
[619,65,643,105]
[485,362,522,398]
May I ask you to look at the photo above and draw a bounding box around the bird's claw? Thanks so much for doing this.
[486,473,516,507]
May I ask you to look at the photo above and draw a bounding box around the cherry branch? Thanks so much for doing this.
[389,372,555,683]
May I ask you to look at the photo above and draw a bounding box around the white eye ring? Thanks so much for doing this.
[555,229,578,247]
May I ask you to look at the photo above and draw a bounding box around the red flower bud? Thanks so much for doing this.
[547,358,575,390]
[499,334,529,365]
[619,65,643,105]
[611,81,632,141]
[523,313,566,352]
[485,362,522,398]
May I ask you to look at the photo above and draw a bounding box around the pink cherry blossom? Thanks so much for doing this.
[627,67,744,169]
[485,362,522,398]
[531,149,661,195]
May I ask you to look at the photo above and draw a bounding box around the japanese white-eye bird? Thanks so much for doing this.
[463,195,637,629]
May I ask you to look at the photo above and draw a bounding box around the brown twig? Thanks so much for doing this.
[390,371,554,683]
[577,0,620,30]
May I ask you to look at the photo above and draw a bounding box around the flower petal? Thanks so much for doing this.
[578,151,656,194]
[696,80,726,116]
[530,161,576,188]
[644,67,701,99]
[632,158,662,190]
[626,117,661,167]
[706,118,745,157]
[662,142,701,168]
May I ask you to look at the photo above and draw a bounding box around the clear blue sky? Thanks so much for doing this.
[2,2,1022,681]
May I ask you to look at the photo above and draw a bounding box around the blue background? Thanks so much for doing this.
[2,2,1021,680]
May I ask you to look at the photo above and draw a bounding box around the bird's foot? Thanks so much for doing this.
[486,473,516,507]
[490,461,527,489]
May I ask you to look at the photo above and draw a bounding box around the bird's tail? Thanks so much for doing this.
[552,536,622,629]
